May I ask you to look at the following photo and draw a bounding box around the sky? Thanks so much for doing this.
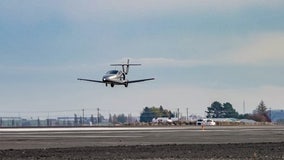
[1,0,284,118]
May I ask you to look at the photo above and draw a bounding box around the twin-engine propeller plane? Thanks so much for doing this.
[78,59,155,87]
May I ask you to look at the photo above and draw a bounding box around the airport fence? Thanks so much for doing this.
[0,117,282,128]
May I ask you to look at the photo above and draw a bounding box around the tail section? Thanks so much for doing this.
[110,59,141,75]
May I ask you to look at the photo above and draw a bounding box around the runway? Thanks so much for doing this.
[1,125,284,150]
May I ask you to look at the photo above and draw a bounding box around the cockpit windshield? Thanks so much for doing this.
[106,70,119,75]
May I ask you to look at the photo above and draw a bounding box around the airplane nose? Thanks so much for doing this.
[103,75,113,82]
[102,76,108,82]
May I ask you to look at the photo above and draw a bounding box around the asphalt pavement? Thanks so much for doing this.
[0,125,284,150]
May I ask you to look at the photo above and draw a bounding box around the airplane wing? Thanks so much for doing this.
[77,78,104,83]
[127,78,155,83]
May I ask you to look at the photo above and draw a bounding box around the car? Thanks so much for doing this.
[196,119,205,126]
[205,119,216,126]
[196,119,216,126]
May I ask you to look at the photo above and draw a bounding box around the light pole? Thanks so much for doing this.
[186,108,189,121]
[97,108,100,125]
[82,109,85,126]
[269,108,272,122]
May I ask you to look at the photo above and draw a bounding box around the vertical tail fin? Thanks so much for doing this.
[110,59,141,75]
[125,59,130,74]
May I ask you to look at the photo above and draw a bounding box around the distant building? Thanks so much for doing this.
[269,109,284,123]
[0,117,22,127]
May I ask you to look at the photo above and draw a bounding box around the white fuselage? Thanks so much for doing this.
[102,70,127,87]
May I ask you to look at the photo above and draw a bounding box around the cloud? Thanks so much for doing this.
[228,33,284,65]
[116,32,284,68]
[2,0,282,23]
[139,58,208,67]
[62,0,283,16]
[63,0,283,18]
[0,62,107,75]
[112,57,210,68]
[108,31,284,70]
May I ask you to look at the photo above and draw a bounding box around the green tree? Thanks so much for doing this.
[98,114,104,123]
[256,100,267,114]
[238,113,250,119]
[108,114,113,123]
[140,106,174,122]
[206,101,239,118]
[206,101,224,118]
[112,114,118,123]
[117,114,127,123]
[251,100,270,122]
[140,107,154,122]
[223,102,239,118]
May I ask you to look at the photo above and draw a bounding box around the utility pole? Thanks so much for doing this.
[243,100,246,114]
[269,107,272,122]
[97,108,100,125]
[186,108,189,121]
[82,109,85,126]
[177,108,180,119]
[47,112,50,127]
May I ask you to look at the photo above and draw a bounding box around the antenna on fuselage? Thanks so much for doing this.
[110,59,141,75]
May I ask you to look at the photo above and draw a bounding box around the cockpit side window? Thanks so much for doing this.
[106,70,119,74]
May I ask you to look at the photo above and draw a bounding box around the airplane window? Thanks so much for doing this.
[107,70,118,74]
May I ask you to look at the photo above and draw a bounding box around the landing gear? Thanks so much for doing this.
[111,83,114,87]
[122,73,126,80]
[124,83,128,87]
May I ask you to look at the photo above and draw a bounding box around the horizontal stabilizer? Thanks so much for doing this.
[110,64,141,66]
[111,59,141,66]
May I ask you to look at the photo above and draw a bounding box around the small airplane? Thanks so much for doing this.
[78,59,155,87]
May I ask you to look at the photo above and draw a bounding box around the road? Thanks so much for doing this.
[1,125,283,150]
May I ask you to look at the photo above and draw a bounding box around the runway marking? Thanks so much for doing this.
[0,127,182,132]
[1,126,283,133]
[0,135,143,138]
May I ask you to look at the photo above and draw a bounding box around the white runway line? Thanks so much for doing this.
[0,135,143,138]
[0,127,184,132]
[1,126,283,132]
